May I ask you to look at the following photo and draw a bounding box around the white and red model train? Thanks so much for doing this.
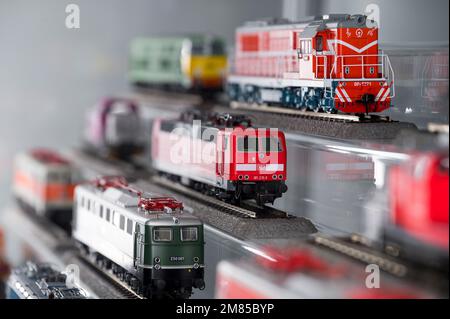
[13,149,79,231]
[228,14,394,114]
[152,112,288,205]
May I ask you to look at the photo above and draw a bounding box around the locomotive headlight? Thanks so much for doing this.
[193,257,199,263]
[154,264,161,270]
[238,175,243,180]
[244,175,249,180]
[272,174,277,180]
[193,263,199,269]
[154,257,161,264]
[278,174,283,180]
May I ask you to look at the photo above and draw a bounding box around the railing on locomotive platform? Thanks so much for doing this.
[420,55,449,99]
[328,51,395,98]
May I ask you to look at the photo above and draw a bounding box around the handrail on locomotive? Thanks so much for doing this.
[325,51,395,99]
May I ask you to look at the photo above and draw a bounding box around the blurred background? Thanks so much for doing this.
[0,0,448,299]
[0,0,448,205]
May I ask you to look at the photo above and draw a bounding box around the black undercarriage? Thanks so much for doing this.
[161,172,287,206]
[78,244,204,299]
[15,197,72,234]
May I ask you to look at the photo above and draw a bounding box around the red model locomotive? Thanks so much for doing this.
[215,245,420,299]
[152,112,288,205]
[387,152,449,259]
[228,14,394,114]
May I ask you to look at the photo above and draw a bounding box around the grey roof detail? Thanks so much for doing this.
[103,188,139,208]
[239,14,376,33]
[300,25,323,38]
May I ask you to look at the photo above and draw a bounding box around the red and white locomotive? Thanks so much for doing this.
[228,14,394,114]
[152,112,288,205]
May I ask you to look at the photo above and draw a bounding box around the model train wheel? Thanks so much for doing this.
[326,108,338,114]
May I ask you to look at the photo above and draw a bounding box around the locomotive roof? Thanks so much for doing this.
[29,149,70,165]
[238,14,376,33]
[77,182,201,226]
[161,116,283,137]
[132,33,224,44]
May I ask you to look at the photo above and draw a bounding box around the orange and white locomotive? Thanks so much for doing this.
[227,14,395,114]
[13,149,79,230]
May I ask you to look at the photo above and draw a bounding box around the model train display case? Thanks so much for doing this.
[0,12,448,300]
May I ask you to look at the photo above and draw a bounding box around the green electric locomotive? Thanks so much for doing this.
[72,176,205,299]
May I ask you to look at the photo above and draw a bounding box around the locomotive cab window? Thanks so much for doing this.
[153,228,172,242]
[316,36,323,52]
[261,137,283,152]
[181,227,198,241]
[191,43,205,55]
[237,136,258,152]
[237,136,282,152]
[210,40,225,55]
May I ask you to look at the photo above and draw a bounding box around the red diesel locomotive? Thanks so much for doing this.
[228,14,394,114]
[152,112,288,205]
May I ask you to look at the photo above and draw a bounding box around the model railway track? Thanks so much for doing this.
[76,255,145,300]
[72,150,293,220]
[312,234,408,277]
[152,175,294,219]
[230,101,392,123]
[127,88,204,106]
[152,175,257,218]
[240,201,291,218]
[71,149,151,180]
